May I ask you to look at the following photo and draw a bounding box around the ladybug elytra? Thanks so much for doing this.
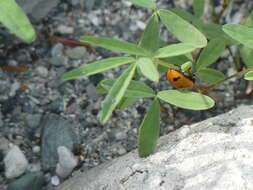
[166,69,195,89]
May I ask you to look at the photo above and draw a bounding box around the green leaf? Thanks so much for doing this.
[222,24,253,49]
[161,55,192,66]
[195,39,225,71]
[158,90,215,110]
[139,13,160,53]
[156,55,191,72]
[99,63,137,124]
[96,82,107,94]
[239,11,253,68]
[196,68,225,84]
[158,9,207,48]
[193,0,205,18]
[117,97,137,109]
[63,57,135,80]
[100,79,156,98]
[244,70,253,80]
[240,46,253,67]
[138,99,160,157]
[0,0,36,43]
[198,23,238,46]
[170,9,237,45]
[171,8,197,22]
[181,61,192,73]
[244,11,253,27]
[128,0,156,9]
[154,43,196,58]
[80,36,148,56]
[137,57,159,82]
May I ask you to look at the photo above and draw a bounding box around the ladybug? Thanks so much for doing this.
[166,69,195,89]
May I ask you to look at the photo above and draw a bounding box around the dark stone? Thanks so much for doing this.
[136,106,146,115]
[47,97,65,113]
[89,73,104,86]
[40,114,79,170]
[91,109,98,116]
[1,95,20,116]
[7,172,44,190]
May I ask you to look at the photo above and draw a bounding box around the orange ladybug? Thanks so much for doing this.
[166,69,195,89]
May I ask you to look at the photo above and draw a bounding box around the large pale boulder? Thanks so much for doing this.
[57,105,253,190]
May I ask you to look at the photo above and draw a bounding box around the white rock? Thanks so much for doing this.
[136,20,146,30]
[32,146,40,153]
[10,81,20,96]
[36,66,48,78]
[4,145,29,179]
[51,175,60,186]
[56,25,74,34]
[122,1,132,7]
[56,146,78,178]
[56,105,253,190]
[28,162,41,172]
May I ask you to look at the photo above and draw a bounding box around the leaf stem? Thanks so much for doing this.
[214,1,228,24]
[227,46,241,70]
[201,66,253,93]
[153,58,180,70]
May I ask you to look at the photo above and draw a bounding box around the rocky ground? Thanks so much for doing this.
[0,0,253,189]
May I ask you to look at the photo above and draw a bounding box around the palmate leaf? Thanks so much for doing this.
[193,0,205,18]
[139,13,160,53]
[117,97,137,109]
[239,11,253,68]
[63,56,135,80]
[154,43,196,58]
[99,63,137,124]
[171,8,237,45]
[80,36,148,56]
[137,57,159,82]
[99,79,156,98]
[244,70,253,80]
[196,68,225,84]
[0,0,36,43]
[223,24,253,49]
[128,0,156,9]
[239,46,253,67]
[194,39,225,71]
[158,9,207,48]
[138,99,160,157]
[158,90,215,110]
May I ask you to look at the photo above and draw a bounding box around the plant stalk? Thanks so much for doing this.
[201,66,253,93]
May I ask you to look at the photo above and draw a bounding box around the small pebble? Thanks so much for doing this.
[51,175,60,186]
[25,114,42,128]
[0,112,3,127]
[10,81,20,96]
[56,25,74,34]
[4,145,29,179]
[86,84,98,100]
[65,47,87,59]
[48,56,67,66]
[36,66,48,78]
[0,137,9,152]
[56,146,78,178]
[117,146,127,155]
[51,43,64,57]
[32,146,40,153]
[136,20,146,30]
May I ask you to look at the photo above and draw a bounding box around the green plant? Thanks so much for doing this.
[0,0,36,43]
[63,0,253,157]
